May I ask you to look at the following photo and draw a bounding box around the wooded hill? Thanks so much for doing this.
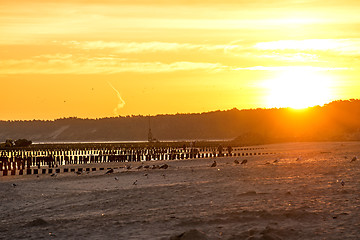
[1,99,360,145]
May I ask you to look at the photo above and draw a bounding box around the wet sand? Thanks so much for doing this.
[1,142,360,239]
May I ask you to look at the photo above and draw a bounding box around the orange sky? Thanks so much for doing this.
[1,0,360,120]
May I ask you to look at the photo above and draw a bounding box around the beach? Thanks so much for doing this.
[1,142,360,240]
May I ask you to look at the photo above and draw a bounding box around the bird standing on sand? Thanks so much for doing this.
[114,177,119,180]
[133,180,138,185]
[211,161,217,167]
[234,159,239,164]
[241,159,248,164]
[106,168,114,174]
[12,183,17,188]
[341,180,345,186]
[351,156,357,162]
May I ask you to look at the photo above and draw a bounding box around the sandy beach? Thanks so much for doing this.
[1,142,360,240]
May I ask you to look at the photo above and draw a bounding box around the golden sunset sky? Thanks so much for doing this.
[1,0,360,120]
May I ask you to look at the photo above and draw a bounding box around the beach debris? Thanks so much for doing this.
[136,164,143,170]
[114,177,119,180]
[170,229,209,240]
[234,159,240,164]
[126,165,131,170]
[241,159,248,164]
[106,168,114,174]
[162,174,166,179]
[133,180,138,185]
[150,165,159,169]
[75,170,82,175]
[159,163,169,169]
[144,165,150,169]
[25,218,49,227]
[50,173,57,177]
[211,160,217,167]
[273,159,279,164]
[351,156,357,162]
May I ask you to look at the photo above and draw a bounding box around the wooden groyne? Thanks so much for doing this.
[0,146,272,176]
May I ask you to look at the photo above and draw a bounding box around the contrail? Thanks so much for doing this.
[107,81,125,115]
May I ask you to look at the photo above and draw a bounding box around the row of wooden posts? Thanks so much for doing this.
[0,146,271,176]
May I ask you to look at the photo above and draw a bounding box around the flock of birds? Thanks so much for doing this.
[10,155,358,189]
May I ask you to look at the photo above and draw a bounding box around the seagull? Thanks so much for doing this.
[211,161,217,167]
[114,177,119,180]
[273,159,279,163]
[351,157,357,162]
[133,180,138,185]
[12,183,17,188]
[50,173,57,177]
[234,159,240,164]
[241,159,248,164]
[106,168,114,174]
[341,180,345,187]
[144,173,148,178]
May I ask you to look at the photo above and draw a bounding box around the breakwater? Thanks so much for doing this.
[0,146,272,176]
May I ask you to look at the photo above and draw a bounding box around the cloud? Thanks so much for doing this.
[232,66,350,71]
[254,39,360,55]
[64,41,229,53]
[0,57,225,74]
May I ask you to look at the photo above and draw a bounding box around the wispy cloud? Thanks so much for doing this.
[0,57,225,74]
[233,66,350,71]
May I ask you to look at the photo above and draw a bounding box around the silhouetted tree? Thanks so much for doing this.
[14,139,32,147]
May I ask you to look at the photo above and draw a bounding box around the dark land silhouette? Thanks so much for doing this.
[1,99,360,145]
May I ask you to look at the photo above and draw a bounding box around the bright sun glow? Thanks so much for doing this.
[264,70,334,109]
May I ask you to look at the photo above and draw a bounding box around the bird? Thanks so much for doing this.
[144,173,148,178]
[162,174,166,179]
[351,156,357,162]
[273,159,279,163]
[136,165,143,170]
[341,179,345,187]
[211,161,217,167]
[159,164,169,169]
[114,177,119,180]
[50,173,57,177]
[106,168,114,174]
[241,159,248,164]
[12,183,17,188]
[133,180,138,185]
[234,159,240,164]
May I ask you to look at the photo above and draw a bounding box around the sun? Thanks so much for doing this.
[264,69,334,109]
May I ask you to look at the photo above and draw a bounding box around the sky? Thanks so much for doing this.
[1,0,360,120]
